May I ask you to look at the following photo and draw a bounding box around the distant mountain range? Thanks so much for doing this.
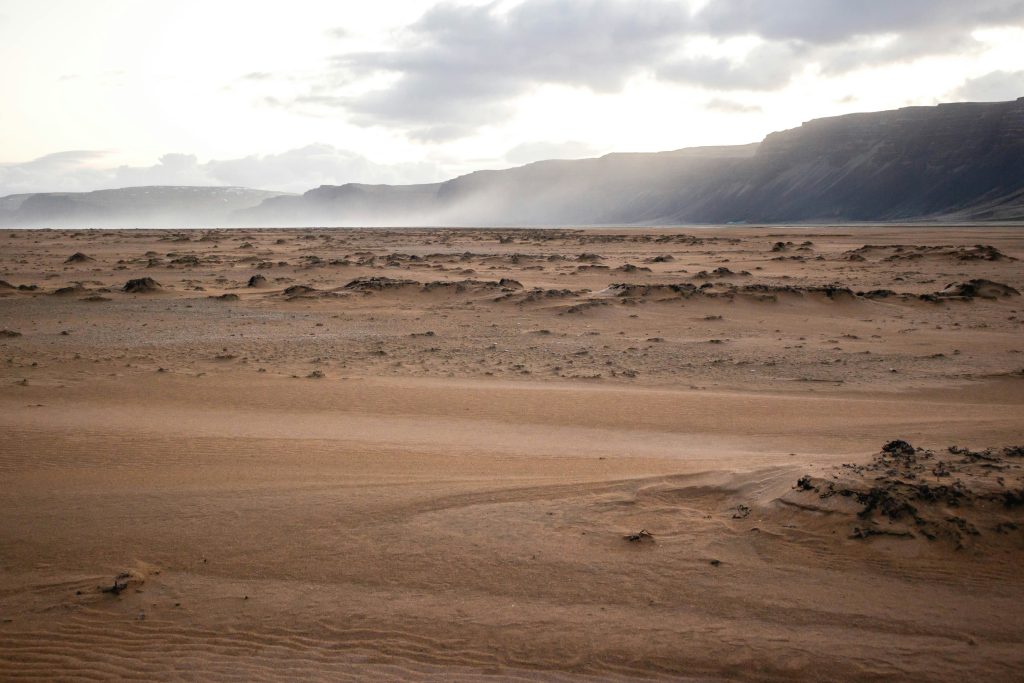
[3,98,1023,228]
[0,186,290,229]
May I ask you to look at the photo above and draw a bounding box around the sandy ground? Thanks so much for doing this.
[1,226,1022,681]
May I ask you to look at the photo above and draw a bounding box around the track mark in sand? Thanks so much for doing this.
[369,469,793,524]
[0,620,663,682]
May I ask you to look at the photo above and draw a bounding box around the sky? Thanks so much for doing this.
[1,0,1022,196]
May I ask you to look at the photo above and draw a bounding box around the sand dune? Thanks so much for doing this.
[1,226,1022,681]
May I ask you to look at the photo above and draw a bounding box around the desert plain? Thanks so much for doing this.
[0,225,1022,681]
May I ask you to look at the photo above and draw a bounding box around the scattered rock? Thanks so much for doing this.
[732,504,751,519]
[100,570,144,596]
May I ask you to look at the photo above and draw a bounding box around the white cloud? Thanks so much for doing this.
[2,0,1023,185]
[705,98,762,113]
[504,140,601,164]
[0,144,450,197]
[696,0,1024,44]
[951,70,1024,101]
[659,42,805,90]
[272,0,1024,141]
[284,0,693,139]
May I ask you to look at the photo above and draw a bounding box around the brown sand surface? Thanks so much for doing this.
[1,226,1023,681]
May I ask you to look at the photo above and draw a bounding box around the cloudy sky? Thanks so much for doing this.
[1,0,1022,196]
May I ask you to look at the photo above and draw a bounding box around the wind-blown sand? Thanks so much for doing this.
[1,226,1022,681]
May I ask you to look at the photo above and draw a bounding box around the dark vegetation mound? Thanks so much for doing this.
[693,267,751,279]
[52,284,89,296]
[343,276,418,292]
[935,279,1020,299]
[788,441,1024,548]
[64,252,95,263]
[282,284,318,297]
[123,277,162,293]
[342,276,524,295]
[601,278,1020,305]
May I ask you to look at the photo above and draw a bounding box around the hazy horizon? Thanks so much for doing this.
[2,0,1023,199]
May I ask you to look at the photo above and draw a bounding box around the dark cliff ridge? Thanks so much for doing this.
[236,98,1024,226]
[716,99,1024,222]
[2,99,1022,227]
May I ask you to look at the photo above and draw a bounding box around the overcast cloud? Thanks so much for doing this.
[952,70,1024,101]
[658,42,805,91]
[325,0,692,140]
[1,0,1021,196]
[695,0,1024,44]
[281,0,1024,140]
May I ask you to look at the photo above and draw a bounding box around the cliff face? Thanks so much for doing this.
[238,98,1024,226]
[233,145,761,227]
[689,99,1024,223]
[3,99,1022,227]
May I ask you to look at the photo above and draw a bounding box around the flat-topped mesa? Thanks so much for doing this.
[248,98,1024,225]
[758,99,1024,166]
[726,99,1024,222]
